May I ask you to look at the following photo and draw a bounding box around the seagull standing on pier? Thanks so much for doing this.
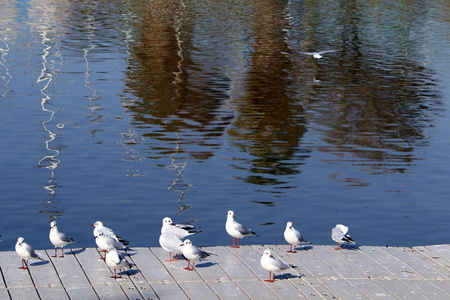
[161,217,200,239]
[95,234,126,259]
[49,220,79,258]
[226,210,258,248]
[180,239,211,271]
[159,232,184,261]
[284,221,309,253]
[331,224,356,250]
[15,237,44,269]
[260,249,295,282]
[92,221,129,245]
[105,249,133,279]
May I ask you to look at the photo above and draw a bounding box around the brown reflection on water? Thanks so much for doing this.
[228,0,307,186]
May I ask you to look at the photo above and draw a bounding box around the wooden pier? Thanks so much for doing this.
[1,244,450,299]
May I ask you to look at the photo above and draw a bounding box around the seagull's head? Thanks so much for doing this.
[263,249,273,258]
[182,239,192,247]
[92,221,103,227]
[163,217,175,226]
[286,221,293,228]
[227,210,235,218]
[17,237,25,245]
[50,220,57,228]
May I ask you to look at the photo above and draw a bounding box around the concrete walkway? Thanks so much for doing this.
[1,244,450,299]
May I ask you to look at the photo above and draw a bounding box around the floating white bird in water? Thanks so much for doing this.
[260,249,296,282]
[105,249,133,279]
[298,49,341,59]
[95,234,126,260]
[159,232,184,262]
[92,221,129,246]
[226,210,258,248]
[15,237,44,269]
[332,224,355,250]
[161,217,200,239]
[284,221,309,253]
[49,220,79,258]
[181,239,211,271]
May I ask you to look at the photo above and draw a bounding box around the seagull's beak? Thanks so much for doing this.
[171,222,176,226]
[180,244,184,247]
[270,255,274,258]
[91,224,95,226]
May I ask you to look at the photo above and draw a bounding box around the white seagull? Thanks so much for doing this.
[331,224,355,250]
[105,249,133,279]
[15,237,44,269]
[181,239,211,271]
[159,232,184,262]
[92,221,129,245]
[49,220,79,258]
[161,217,200,239]
[284,221,309,253]
[225,210,258,248]
[260,249,295,282]
[95,234,126,260]
[298,49,341,59]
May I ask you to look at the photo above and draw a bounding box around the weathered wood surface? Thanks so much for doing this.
[0,244,449,299]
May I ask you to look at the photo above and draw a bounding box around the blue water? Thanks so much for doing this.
[0,0,449,251]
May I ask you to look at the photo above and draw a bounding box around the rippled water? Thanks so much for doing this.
[0,0,449,251]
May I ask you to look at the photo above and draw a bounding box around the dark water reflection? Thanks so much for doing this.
[0,0,448,250]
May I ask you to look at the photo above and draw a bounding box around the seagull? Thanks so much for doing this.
[95,234,126,260]
[225,210,258,248]
[298,49,341,59]
[332,224,355,250]
[105,249,133,279]
[161,217,200,239]
[180,239,211,271]
[284,221,309,253]
[159,232,184,262]
[15,237,44,269]
[49,220,79,258]
[260,249,296,282]
[92,221,129,246]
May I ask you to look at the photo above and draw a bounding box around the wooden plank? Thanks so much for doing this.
[337,246,395,279]
[190,246,231,282]
[123,251,160,300]
[151,281,189,300]
[73,248,128,299]
[207,280,250,300]
[35,286,70,300]
[427,280,450,295]
[151,247,203,282]
[316,278,369,299]
[235,279,281,300]
[403,279,450,299]
[207,246,259,280]
[303,278,338,299]
[374,279,426,299]
[129,247,174,283]
[49,249,98,300]
[413,246,450,277]
[0,288,10,299]
[360,246,420,279]
[381,246,448,279]
[8,287,40,300]
[285,246,341,279]
[64,285,99,300]
[286,278,329,299]
[309,246,367,279]
[0,251,38,287]
[30,250,64,287]
[347,279,397,298]
[424,244,450,261]
[178,281,220,300]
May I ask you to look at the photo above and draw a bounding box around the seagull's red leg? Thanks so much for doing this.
[52,247,57,257]
[230,237,236,248]
[236,238,240,248]
[335,242,341,250]
[19,259,28,269]
[60,248,64,258]
[174,254,178,261]
[166,252,173,262]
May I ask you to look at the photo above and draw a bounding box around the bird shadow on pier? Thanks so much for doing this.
[195,262,217,268]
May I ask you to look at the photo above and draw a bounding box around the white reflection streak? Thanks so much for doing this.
[37,28,60,195]
[0,38,12,98]
[83,15,100,121]
[166,7,193,214]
